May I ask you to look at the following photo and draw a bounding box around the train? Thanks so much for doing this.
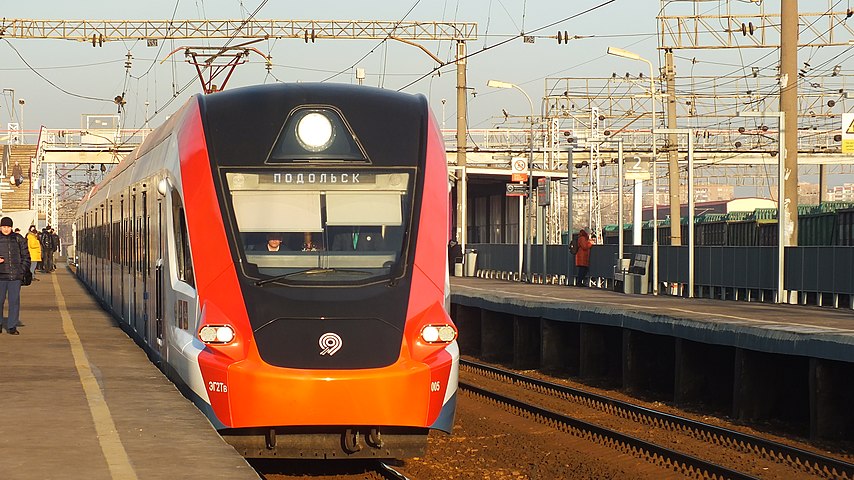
[601,202,854,247]
[73,83,458,459]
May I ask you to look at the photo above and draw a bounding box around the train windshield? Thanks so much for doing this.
[224,169,414,284]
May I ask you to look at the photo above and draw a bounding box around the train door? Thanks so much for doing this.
[141,190,149,345]
[167,192,198,374]
[131,192,137,332]
[120,198,125,322]
[155,198,165,359]
[100,205,106,299]
[109,201,114,310]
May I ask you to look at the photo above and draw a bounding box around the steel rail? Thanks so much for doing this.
[459,381,758,480]
[461,359,854,480]
[376,461,411,480]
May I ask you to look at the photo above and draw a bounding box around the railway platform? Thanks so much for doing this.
[450,277,854,442]
[0,266,259,480]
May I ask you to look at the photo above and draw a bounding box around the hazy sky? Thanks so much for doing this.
[0,1,668,132]
[0,0,850,138]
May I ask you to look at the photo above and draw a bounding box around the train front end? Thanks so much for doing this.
[182,84,456,458]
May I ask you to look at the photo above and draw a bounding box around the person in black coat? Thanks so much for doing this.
[40,226,55,272]
[331,227,382,251]
[0,216,31,335]
[447,239,462,276]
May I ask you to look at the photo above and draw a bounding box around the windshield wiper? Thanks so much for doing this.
[254,267,375,286]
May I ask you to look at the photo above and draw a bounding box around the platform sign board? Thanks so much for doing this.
[843,113,854,154]
[625,155,650,180]
[6,123,19,145]
[505,183,529,197]
[510,157,529,182]
[537,177,551,206]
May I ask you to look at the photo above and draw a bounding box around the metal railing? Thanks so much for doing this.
[466,243,854,307]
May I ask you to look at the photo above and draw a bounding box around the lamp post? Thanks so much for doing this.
[656,128,696,297]
[487,79,535,279]
[607,46,658,295]
[2,89,15,143]
[18,98,25,143]
[739,110,786,303]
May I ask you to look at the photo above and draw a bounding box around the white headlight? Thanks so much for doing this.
[421,326,440,343]
[199,326,217,342]
[199,325,235,344]
[215,326,235,343]
[420,324,457,344]
[296,112,334,151]
[438,325,457,342]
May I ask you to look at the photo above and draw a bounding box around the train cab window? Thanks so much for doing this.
[224,170,413,284]
[173,206,195,287]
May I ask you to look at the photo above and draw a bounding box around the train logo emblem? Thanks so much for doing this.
[319,333,343,356]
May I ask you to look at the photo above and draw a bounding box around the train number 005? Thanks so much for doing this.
[208,381,228,393]
[430,381,441,392]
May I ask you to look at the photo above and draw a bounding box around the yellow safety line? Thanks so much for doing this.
[51,274,138,480]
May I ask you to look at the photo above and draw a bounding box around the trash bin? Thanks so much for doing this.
[464,249,478,277]
[454,260,464,277]
[613,255,631,292]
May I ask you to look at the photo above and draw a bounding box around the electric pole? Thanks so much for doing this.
[780,0,799,246]
[664,49,681,245]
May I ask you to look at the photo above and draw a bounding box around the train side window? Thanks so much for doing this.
[174,206,195,287]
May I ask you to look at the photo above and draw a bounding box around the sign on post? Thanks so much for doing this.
[843,113,854,154]
[6,123,19,145]
[625,155,650,180]
[505,183,529,197]
[510,157,529,182]
[537,177,551,206]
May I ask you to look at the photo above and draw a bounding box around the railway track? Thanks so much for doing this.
[460,359,854,480]
[376,461,411,480]
[250,459,413,479]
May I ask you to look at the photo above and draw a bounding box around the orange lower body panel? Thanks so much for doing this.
[222,354,441,428]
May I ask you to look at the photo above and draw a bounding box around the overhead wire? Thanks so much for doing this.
[1,39,114,103]
[319,0,424,83]
[397,0,619,92]
[116,0,272,143]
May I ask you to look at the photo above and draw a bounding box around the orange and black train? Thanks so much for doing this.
[74,83,458,459]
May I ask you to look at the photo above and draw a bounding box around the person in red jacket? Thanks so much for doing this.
[574,228,593,286]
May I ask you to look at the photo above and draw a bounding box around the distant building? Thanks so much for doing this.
[680,184,734,203]
[827,183,854,202]
[798,182,820,205]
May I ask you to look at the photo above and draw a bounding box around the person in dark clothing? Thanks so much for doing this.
[448,239,462,276]
[0,216,31,335]
[573,228,593,287]
[261,232,287,252]
[331,227,382,251]
[49,227,60,269]
[41,226,56,272]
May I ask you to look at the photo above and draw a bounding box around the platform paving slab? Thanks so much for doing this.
[0,268,259,480]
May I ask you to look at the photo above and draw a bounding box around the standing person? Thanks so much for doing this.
[0,217,31,335]
[447,239,462,276]
[40,225,54,272]
[26,225,41,281]
[49,227,60,271]
[573,228,593,287]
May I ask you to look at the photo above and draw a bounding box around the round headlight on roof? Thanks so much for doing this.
[296,111,335,152]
